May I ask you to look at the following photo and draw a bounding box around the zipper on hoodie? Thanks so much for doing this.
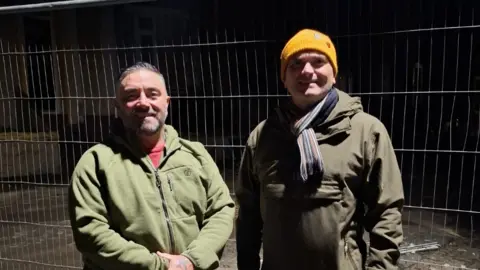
[152,144,180,253]
[154,169,176,253]
[344,241,358,270]
[114,131,180,253]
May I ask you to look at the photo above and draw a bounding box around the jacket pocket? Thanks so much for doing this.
[167,174,177,201]
[261,182,348,269]
[263,180,344,201]
[161,168,204,219]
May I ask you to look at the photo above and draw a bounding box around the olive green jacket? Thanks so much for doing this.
[69,122,235,270]
[235,89,404,270]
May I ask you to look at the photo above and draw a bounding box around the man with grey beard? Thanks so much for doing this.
[68,62,235,270]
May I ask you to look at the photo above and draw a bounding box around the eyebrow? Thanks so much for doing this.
[121,87,163,96]
[145,87,161,93]
[123,88,139,94]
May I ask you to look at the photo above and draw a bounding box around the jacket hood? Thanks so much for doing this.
[110,118,180,148]
[325,89,364,123]
[109,118,181,170]
[311,89,364,141]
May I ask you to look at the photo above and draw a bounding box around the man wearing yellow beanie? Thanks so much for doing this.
[236,29,404,270]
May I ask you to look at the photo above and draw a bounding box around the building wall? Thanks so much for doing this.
[0,8,118,178]
[0,14,27,131]
[76,7,118,118]
[50,9,83,126]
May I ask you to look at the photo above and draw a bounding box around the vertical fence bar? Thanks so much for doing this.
[171,38,181,137]
[214,31,225,178]
[180,36,191,140]
[469,6,478,248]
[439,2,452,241]
[93,49,103,141]
[419,0,435,233]
[0,39,13,270]
[224,29,235,193]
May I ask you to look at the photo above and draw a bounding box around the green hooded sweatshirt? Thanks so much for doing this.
[69,122,235,270]
[235,89,404,270]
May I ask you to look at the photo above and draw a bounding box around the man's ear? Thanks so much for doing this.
[112,98,120,109]
[112,98,124,117]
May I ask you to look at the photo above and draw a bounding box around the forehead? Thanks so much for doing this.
[120,69,163,87]
[117,69,165,94]
[288,50,328,63]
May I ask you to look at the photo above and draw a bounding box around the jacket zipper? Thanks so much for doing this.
[344,241,358,270]
[113,133,180,253]
[167,174,174,192]
[154,169,176,253]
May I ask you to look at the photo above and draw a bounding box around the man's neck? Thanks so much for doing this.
[293,98,321,113]
[292,92,329,112]
[138,128,165,151]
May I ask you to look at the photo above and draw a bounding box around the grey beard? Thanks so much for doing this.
[119,108,168,136]
[135,111,168,136]
[136,120,162,135]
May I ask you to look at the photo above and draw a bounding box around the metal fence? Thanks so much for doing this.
[1,9,480,270]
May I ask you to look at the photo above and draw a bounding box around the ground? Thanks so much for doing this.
[0,186,479,270]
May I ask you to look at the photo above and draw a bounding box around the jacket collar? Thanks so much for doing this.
[109,118,182,171]
[273,89,363,142]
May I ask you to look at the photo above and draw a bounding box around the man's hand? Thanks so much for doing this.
[156,252,194,270]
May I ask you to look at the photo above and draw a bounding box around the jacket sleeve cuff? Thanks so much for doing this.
[182,248,219,270]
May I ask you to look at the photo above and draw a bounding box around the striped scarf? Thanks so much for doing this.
[276,89,339,182]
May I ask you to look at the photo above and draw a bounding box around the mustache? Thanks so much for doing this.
[131,108,157,116]
[297,78,327,84]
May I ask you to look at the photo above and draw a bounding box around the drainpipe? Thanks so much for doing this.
[0,0,155,14]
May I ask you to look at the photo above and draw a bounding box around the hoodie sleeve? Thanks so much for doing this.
[68,150,167,270]
[363,121,405,270]
[235,141,263,270]
[181,147,235,270]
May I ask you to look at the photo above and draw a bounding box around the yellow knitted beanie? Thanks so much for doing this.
[280,29,338,82]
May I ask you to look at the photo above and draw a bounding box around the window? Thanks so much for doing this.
[138,16,154,31]
[23,14,57,113]
[134,15,157,65]
[127,6,190,95]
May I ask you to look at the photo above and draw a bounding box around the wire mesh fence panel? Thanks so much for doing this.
[0,1,479,269]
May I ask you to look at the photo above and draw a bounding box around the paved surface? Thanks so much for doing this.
[0,186,479,270]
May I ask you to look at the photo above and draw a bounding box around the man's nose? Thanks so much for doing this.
[301,62,314,75]
[136,92,149,108]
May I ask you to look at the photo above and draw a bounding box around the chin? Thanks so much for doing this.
[138,126,161,135]
[303,89,326,97]
[138,121,161,134]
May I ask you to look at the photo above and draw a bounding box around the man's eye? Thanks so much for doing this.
[125,95,138,101]
[312,60,325,67]
[289,61,302,69]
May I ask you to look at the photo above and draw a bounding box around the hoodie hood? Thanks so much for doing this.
[109,118,181,171]
[325,89,364,123]
[314,89,364,141]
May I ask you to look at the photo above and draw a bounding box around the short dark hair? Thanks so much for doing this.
[116,61,166,91]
